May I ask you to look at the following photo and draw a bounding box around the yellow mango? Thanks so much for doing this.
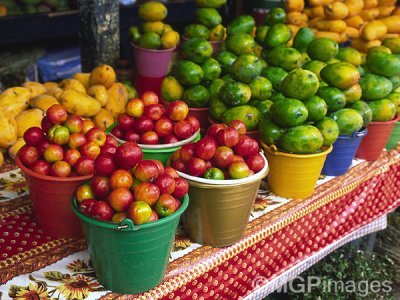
[304,8,312,17]
[89,64,116,88]
[311,5,325,18]
[351,38,382,52]
[0,87,30,117]
[345,15,365,29]
[59,78,87,94]
[339,32,349,43]
[61,90,102,117]
[285,0,305,12]
[15,108,44,137]
[345,26,360,38]
[105,83,129,119]
[93,109,115,130]
[377,6,395,17]
[286,12,308,26]
[344,0,364,17]
[30,94,59,111]
[0,151,3,167]
[22,81,46,99]
[8,138,25,160]
[364,0,378,8]
[43,82,59,93]
[380,16,400,33]
[360,8,380,21]
[316,19,347,33]
[324,2,349,20]
[309,17,323,27]
[0,108,17,149]
[45,85,63,99]
[361,20,388,41]
[314,30,341,42]
[309,0,331,7]
[378,0,396,6]
[287,24,300,36]
[73,73,91,90]
[380,33,400,40]
[87,85,108,107]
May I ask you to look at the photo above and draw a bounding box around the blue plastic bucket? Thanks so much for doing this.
[322,128,368,176]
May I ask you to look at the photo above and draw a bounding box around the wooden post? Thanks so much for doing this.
[79,0,120,72]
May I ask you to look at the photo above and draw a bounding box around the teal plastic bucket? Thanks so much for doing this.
[386,121,400,150]
[71,194,189,294]
[106,123,200,165]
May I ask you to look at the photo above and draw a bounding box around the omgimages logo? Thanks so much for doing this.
[251,275,393,297]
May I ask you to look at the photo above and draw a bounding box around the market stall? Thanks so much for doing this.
[0,146,398,299]
[1,0,400,298]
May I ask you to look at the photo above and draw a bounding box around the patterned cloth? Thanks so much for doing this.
[0,147,399,299]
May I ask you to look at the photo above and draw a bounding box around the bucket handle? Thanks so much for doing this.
[116,218,135,231]
[354,128,368,138]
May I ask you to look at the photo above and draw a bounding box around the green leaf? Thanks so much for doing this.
[44,271,70,282]
[8,285,25,298]
[29,275,48,288]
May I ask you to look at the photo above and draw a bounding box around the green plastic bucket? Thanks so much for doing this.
[71,194,189,294]
[386,121,400,150]
[106,123,200,165]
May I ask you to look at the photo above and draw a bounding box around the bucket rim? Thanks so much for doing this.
[132,43,176,53]
[71,193,189,230]
[261,142,333,158]
[16,155,93,182]
[337,127,368,140]
[106,122,200,150]
[207,116,259,135]
[369,115,400,125]
[176,152,268,186]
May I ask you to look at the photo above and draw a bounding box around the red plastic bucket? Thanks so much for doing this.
[189,107,210,133]
[161,100,210,134]
[132,44,176,78]
[134,75,164,98]
[356,116,400,161]
[208,116,260,140]
[16,156,92,239]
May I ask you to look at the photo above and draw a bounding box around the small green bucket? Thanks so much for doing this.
[71,195,189,294]
[386,121,400,150]
[106,123,200,165]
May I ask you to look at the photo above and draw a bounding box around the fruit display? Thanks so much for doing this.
[357,42,400,121]
[160,38,219,108]
[18,104,113,177]
[288,0,400,50]
[129,1,180,50]
[183,0,226,42]
[207,15,273,131]
[0,0,72,16]
[75,141,189,224]
[110,94,200,145]
[169,120,266,180]
[258,25,400,154]
[0,64,137,160]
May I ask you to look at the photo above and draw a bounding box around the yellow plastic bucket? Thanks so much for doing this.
[261,143,332,199]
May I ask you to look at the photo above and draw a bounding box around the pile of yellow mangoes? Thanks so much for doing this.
[129,1,180,50]
[0,64,130,165]
[286,0,400,51]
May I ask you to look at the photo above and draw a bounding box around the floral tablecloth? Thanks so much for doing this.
[0,146,399,299]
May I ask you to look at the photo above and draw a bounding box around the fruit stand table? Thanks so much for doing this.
[0,146,399,299]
